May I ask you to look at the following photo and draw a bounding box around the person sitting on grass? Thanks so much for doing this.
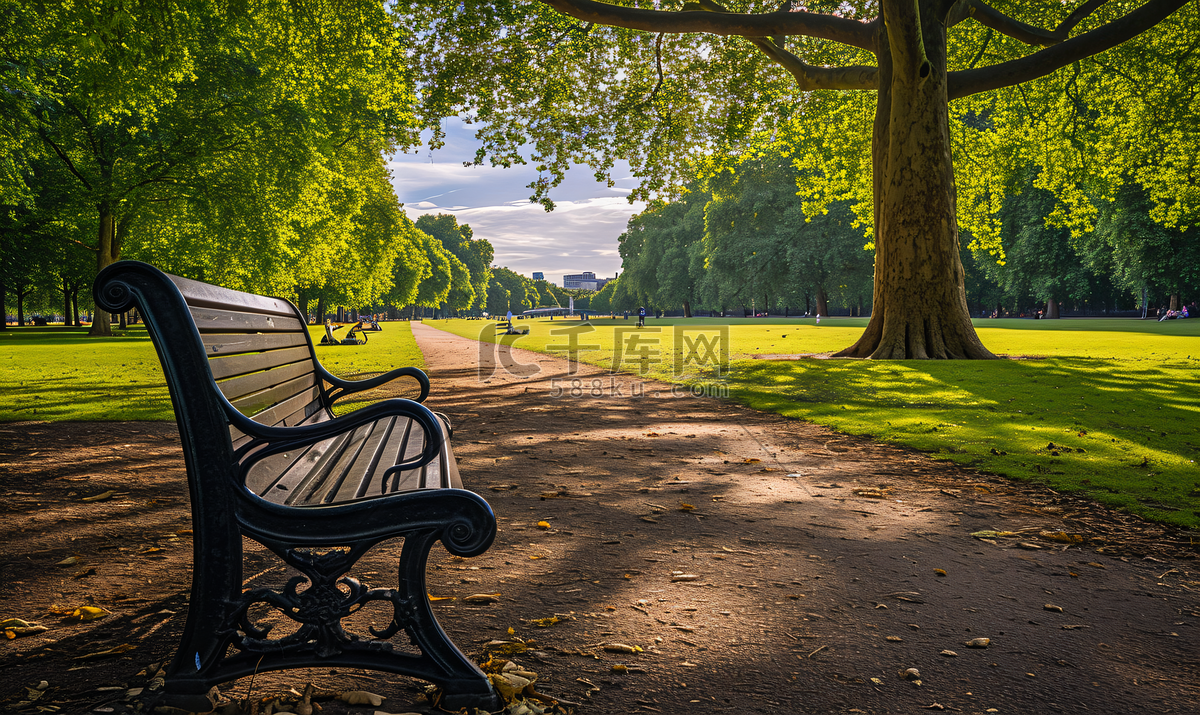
[1159,308,1180,321]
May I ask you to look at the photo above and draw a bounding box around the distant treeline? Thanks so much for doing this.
[591,156,1199,318]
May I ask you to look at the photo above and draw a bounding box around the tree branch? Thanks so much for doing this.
[37,129,93,191]
[949,0,1191,100]
[748,36,878,90]
[538,0,877,53]
[962,0,1108,47]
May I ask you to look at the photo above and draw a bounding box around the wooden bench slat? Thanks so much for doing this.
[202,332,309,356]
[329,417,398,503]
[284,429,362,506]
[209,346,313,380]
[172,274,299,318]
[229,372,317,417]
[308,420,389,505]
[191,306,305,333]
[217,361,314,403]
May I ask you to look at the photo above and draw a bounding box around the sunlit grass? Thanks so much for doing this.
[431,316,1200,529]
[0,322,424,422]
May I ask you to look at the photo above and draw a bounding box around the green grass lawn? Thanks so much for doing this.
[0,322,425,422]
[431,316,1200,529]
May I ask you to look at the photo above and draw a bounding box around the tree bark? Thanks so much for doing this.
[88,207,121,336]
[1170,293,1180,311]
[835,4,996,359]
[815,288,829,318]
[71,290,80,327]
[683,300,692,318]
[1046,298,1060,319]
[62,276,71,326]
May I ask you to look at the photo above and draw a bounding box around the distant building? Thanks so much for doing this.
[532,272,544,281]
[563,271,609,291]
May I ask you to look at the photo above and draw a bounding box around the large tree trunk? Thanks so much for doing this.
[1045,298,1060,319]
[88,208,121,336]
[814,288,829,318]
[1170,293,1180,311]
[835,6,995,359]
[683,300,692,318]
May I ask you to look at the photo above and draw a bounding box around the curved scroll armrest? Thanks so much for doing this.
[316,364,431,404]
[224,395,445,474]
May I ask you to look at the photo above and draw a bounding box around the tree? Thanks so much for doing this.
[1087,182,1200,311]
[620,184,709,316]
[400,0,1193,357]
[5,0,416,335]
[415,214,494,311]
[412,234,456,312]
[491,267,538,313]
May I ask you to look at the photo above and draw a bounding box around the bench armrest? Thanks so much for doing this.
[318,365,431,404]
[226,396,445,474]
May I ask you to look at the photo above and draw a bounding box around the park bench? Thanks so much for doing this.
[93,261,498,711]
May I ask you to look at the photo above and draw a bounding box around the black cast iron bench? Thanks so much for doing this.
[93,261,498,711]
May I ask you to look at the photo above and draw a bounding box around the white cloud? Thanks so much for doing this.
[388,117,642,280]
[404,196,642,280]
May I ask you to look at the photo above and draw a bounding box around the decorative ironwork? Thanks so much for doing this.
[229,547,418,658]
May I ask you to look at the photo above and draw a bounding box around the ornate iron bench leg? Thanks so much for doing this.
[398,531,500,710]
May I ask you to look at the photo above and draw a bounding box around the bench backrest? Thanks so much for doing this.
[171,274,330,450]
[93,262,328,465]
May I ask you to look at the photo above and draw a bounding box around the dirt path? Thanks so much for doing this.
[1,323,1197,714]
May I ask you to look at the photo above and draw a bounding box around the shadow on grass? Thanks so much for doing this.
[725,357,1200,528]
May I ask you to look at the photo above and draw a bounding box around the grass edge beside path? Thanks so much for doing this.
[428,317,1200,530]
[0,321,425,422]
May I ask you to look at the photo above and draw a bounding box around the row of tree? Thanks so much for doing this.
[597,153,1198,318]
[0,0,501,331]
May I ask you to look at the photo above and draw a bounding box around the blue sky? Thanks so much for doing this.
[387,117,643,284]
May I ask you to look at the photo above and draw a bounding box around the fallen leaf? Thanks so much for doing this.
[744,458,761,463]
[855,490,885,498]
[1044,604,1064,613]
[56,556,79,567]
[427,594,455,602]
[82,490,116,503]
[933,569,947,577]
[2,618,49,639]
[1017,542,1043,550]
[965,638,991,648]
[338,691,383,706]
[140,547,163,555]
[611,664,628,673]
[463,593,501,604]
[640,517,658,523]
[671,574,701,582]
[483,640,529,655]
[602,643,642,653]
[940,650,958,657]
[678,503,695,512]
[1039,531,1084,544]
[870,678,884,685]
[899,668,921,681]
[528,617,560,627]
[71,606,109,622]
[886,636,903,642]
[970,530,1015,539]
[490,484,519,491]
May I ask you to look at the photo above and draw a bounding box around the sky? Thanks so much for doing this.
[387,117,643,284]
